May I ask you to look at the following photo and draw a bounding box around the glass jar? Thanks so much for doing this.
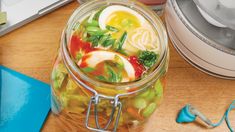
[51,0,169,131]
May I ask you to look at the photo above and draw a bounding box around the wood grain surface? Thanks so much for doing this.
[0,1,235,132]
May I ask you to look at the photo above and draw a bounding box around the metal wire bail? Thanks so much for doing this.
[85,94,122,132]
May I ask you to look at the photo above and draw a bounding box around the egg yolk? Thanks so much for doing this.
[106,11,141,38]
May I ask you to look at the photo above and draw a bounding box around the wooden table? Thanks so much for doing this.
[1,1,235,132]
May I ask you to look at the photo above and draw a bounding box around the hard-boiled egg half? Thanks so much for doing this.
[98,5,159,55]
[78,50,136,82]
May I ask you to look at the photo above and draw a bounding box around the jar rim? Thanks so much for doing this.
[61,0,168,92]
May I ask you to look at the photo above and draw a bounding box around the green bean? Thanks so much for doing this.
[52,69,60,89]
[118,31,127,50]
[138,89,150,98]
[111,31,127,51]
[86,26,104,35]
[88,31,104,36]
[155,80,163,98]
[134,98,147,109]
[99,35,110,45]
[86,26,100,32]
[53,70,66,90]
[146,89,155,101]
[106,25,119,32]
[87,20,99,27]
[142,103,157,118]
[87,35,100,47]
[103,39,116,47]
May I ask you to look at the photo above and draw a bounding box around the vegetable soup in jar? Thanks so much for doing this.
[51,0,169,131]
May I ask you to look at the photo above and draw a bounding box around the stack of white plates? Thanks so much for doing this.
[165,0,235,79]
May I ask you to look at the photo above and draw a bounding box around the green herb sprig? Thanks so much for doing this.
[138,51,158,68]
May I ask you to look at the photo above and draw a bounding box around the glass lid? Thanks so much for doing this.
[193,0,235,30]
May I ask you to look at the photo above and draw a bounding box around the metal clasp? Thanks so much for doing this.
[85,94,122,132]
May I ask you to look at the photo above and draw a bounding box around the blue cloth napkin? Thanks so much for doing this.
[0,66,51,132]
